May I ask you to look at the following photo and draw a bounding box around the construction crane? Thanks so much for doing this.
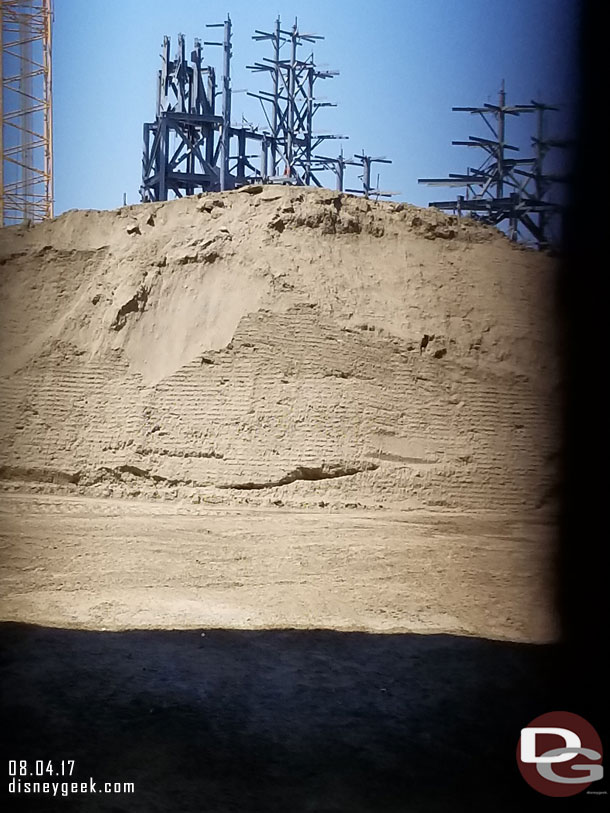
[0,0,53,226]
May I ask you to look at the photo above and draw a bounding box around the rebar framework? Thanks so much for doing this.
[141,16,393,201]
[418,83,569,248]
[0,0,53,225]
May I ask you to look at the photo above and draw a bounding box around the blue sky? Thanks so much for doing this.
[53,0,578,213]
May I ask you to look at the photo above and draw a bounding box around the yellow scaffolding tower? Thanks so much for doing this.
[0,0,53,225]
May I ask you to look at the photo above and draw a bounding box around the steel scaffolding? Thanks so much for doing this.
[1,0,53,225]
[418,82,569,248]
[141,15,392,201]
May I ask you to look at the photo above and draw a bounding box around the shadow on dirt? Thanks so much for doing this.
[1,623,566,812]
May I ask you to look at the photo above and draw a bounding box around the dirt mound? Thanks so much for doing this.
[0,187,560,510]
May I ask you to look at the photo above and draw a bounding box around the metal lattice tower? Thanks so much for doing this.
[0,0,53,225]
[207,15,269,191]
[418,82,569,248]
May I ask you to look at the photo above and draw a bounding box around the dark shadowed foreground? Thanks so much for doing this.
[1,623,564,812]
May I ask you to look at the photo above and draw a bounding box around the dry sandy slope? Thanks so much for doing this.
[0,187,560,511]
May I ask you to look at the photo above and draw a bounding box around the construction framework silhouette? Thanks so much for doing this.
[141,15,394,202]
[418,82,570,249]
[0,0,53,226]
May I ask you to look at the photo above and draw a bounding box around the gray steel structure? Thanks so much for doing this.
[418,83,569,248]
[248,17,343,186]
[205,15,267,191]
[344,152,393,199]
[141,32,221,201]
[141,15,392,201]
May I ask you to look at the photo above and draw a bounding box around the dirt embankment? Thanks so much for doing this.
[0,187,560,512]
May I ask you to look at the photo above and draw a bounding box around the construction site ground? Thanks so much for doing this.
[1,492,559,812]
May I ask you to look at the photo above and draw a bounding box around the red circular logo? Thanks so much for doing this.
[517,711,604,797]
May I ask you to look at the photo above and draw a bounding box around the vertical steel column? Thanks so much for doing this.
[535,104,546,239]
[336,153,344,191]
[270,16,280,176]
[142,122,150,192]
[509,192,519,241]
[496,81,505,199]
[236,129,246,183]
[362,156,371,197]
[286,20,298,175]
[260,136,268,180]
[177,34,187,113]
[185,39,196,192]
[204,43,216,166]
[158,118,167,200]
[220,15,232,191]
[158,37,169,113]
[535,105,545,198]
[304,65,314,184]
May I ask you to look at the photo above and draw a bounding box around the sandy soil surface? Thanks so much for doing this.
[0,494,557,643]
[0,493,561,812]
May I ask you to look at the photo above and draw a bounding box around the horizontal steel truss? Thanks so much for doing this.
[1,0,53,225]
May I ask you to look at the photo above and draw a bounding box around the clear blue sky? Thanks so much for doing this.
[53,0,578,213]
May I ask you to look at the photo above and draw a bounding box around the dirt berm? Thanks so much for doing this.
[0,186,560,511]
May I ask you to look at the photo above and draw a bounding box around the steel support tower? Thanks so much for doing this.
[1,0,53,225]
[418,83,568,248]
[140,33,222,201]
[208,16,269,191]
[248,17,343,186]
[141,15,393,201]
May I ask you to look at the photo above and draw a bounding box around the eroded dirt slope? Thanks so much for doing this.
[0,187,559,511]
